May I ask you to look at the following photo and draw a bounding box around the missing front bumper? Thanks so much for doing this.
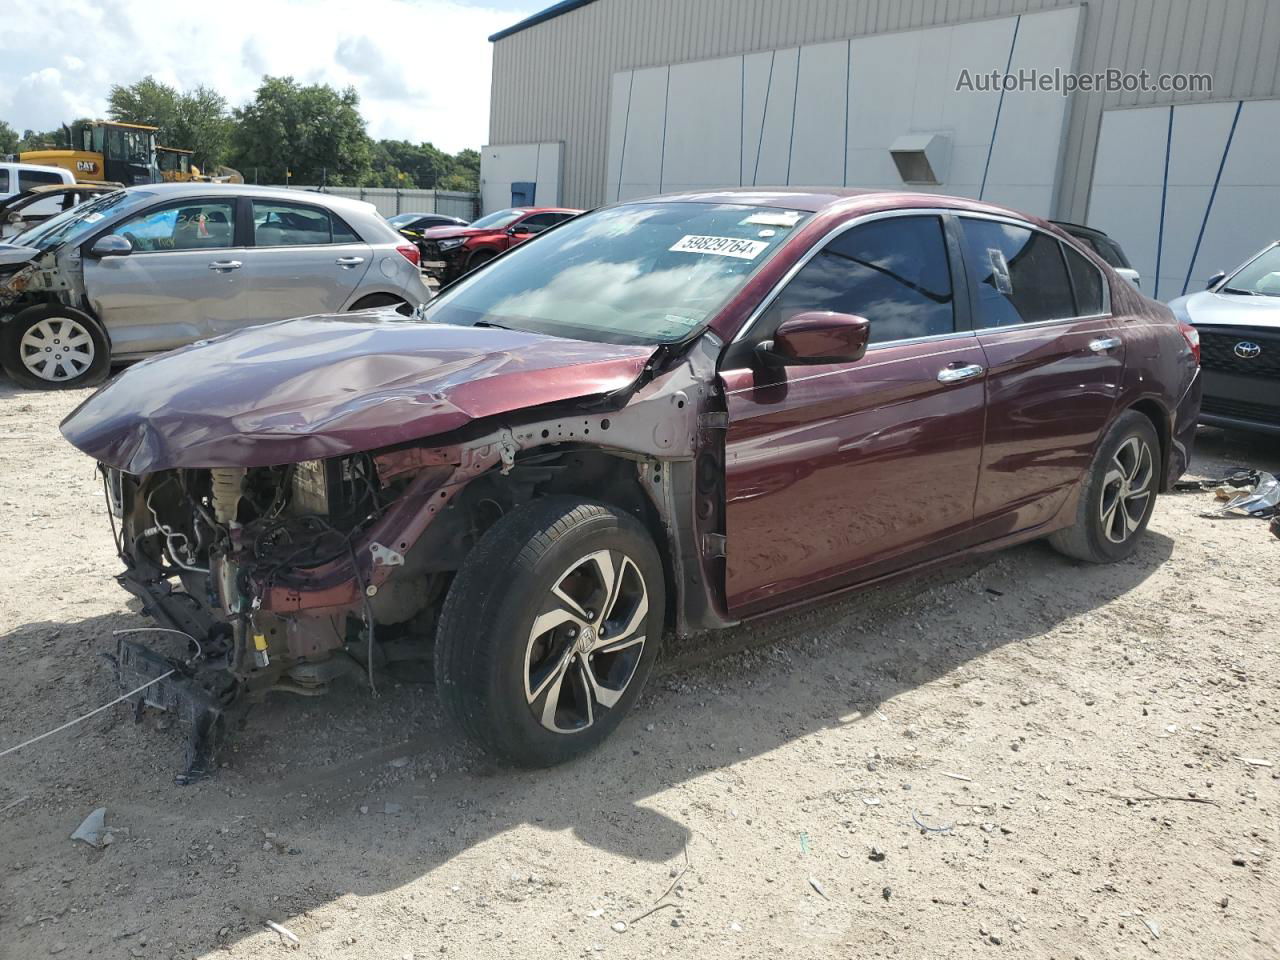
[116,637,225,785]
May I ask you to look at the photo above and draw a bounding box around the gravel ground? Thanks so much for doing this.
[0,378,1277,960]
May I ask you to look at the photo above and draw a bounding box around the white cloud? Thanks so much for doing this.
[0,0,542,153]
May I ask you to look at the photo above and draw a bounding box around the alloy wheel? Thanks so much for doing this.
[19,317,96,383]
[1099,435,1154,544]
[523,549,649,734]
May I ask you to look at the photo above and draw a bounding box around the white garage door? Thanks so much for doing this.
[604,6,1081,218]
[1087,98,1280,300]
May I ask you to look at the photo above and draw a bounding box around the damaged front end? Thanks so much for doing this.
[67,317,731,781]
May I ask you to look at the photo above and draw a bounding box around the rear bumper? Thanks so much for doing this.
[1167,367,1202,489]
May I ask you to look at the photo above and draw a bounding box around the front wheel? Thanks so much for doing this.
[435,497,666,766]
[0,305,111,390]
[1049,410,1160,563]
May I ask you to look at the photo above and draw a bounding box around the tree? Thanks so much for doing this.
[0,120,18,156]
[231,76,372,186]
[107,76,232,170]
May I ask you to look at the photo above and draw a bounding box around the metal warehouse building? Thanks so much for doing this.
[481,0,1280,300]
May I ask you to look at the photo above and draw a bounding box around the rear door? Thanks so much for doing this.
[720,212,987,616]
[217,198,373,334]
[83,196,245,355]
[957,216,1124,536]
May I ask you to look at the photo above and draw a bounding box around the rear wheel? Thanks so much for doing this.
[435,497,665,766]
[1,305,110,390]
[1049,410,1160,563]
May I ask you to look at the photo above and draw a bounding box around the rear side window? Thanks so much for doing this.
[1063,244,1106,316]
[0,170,8,192]
[959,219,1075,327]
[761,215,956,346]
[252,200,354,246]
[19,169,66,191]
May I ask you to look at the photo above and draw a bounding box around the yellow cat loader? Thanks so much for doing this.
[21,120,161,186]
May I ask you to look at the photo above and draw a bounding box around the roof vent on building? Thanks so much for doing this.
[889,133,950,186]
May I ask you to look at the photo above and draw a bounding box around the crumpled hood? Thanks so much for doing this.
[1172,289,1280,329]
[418,226,490,240]
[60,314,656,474]
[0,243,39,266]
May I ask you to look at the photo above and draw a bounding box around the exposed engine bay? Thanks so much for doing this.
[91,333,729,782]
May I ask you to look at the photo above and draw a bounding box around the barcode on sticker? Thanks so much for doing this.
[669,235,769,260]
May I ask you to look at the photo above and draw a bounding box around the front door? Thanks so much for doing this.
[83,196,245,355]
[954,216,1125,535]
[720,213,986,617]
[222,198,373,335]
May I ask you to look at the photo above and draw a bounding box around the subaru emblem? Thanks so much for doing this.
[1233,341,1262,359]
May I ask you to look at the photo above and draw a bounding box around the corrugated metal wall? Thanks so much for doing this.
[266,185,480,220]
[489,0,1280,217]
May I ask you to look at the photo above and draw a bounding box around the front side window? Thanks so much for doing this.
[517,212,561,233]
[116,200,235,251]
[252,200,338,246]
[959,219,1075,327]
[758,215,955,346]
[0,170,8,192]
[425,201,810,344]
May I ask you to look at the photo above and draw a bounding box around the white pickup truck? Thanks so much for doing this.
[0,162,75,205]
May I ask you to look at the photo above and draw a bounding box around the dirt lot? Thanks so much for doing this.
[0,378,1277,960]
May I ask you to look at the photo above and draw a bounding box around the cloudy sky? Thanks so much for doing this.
[0,0,544,153]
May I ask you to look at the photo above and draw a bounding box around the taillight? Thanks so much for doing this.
[1178,322,1200,365]
[396,243,420,266]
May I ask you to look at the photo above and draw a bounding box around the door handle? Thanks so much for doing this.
[937,363,985,383]
[1089,336,1122,353]
[335,256,365,266]
[208,260,241,271]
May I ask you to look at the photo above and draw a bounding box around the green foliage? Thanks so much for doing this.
[231,76,372,186]
[107,76,233,170]
[0,120,18,155]
[8,75,480,192]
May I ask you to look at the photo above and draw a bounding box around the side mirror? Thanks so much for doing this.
[509,224,532,236]
[89,234,132,258]
[758,311,871,366]
[1206,271,1226,290]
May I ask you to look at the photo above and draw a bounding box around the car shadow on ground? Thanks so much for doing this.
[0,527,1176,955]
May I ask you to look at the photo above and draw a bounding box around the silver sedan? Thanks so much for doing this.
[0,183,433,389]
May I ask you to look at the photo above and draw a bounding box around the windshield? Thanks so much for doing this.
[10,189,146,252]
[422,201,810,344]
[1223,244,1280,297]
[469,208,523,230]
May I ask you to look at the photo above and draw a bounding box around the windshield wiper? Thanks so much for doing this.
[473,320,513,330]
[1221,286,1258,296]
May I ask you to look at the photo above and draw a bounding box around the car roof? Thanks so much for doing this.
[628,187,1043,223]
[509,206,582,215]
[123,182,375,215]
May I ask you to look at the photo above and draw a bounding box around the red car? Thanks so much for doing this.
[418,205,582,283]
[62,188,1201,780]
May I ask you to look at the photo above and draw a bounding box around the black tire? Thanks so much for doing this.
[1049,410,1160,563]
[435,497,666,767]
[348,293,413,316]
[0,304,110,390]
[465,250,495,273]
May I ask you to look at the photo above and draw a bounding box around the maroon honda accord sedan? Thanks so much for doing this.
[61,188,1201,778]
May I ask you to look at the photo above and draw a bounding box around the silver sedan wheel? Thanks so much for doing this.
[19,316,95,383]
[523,549,649,734]
[1099,435,1154,544]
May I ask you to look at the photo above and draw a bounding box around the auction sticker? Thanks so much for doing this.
[670,234,769,260]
